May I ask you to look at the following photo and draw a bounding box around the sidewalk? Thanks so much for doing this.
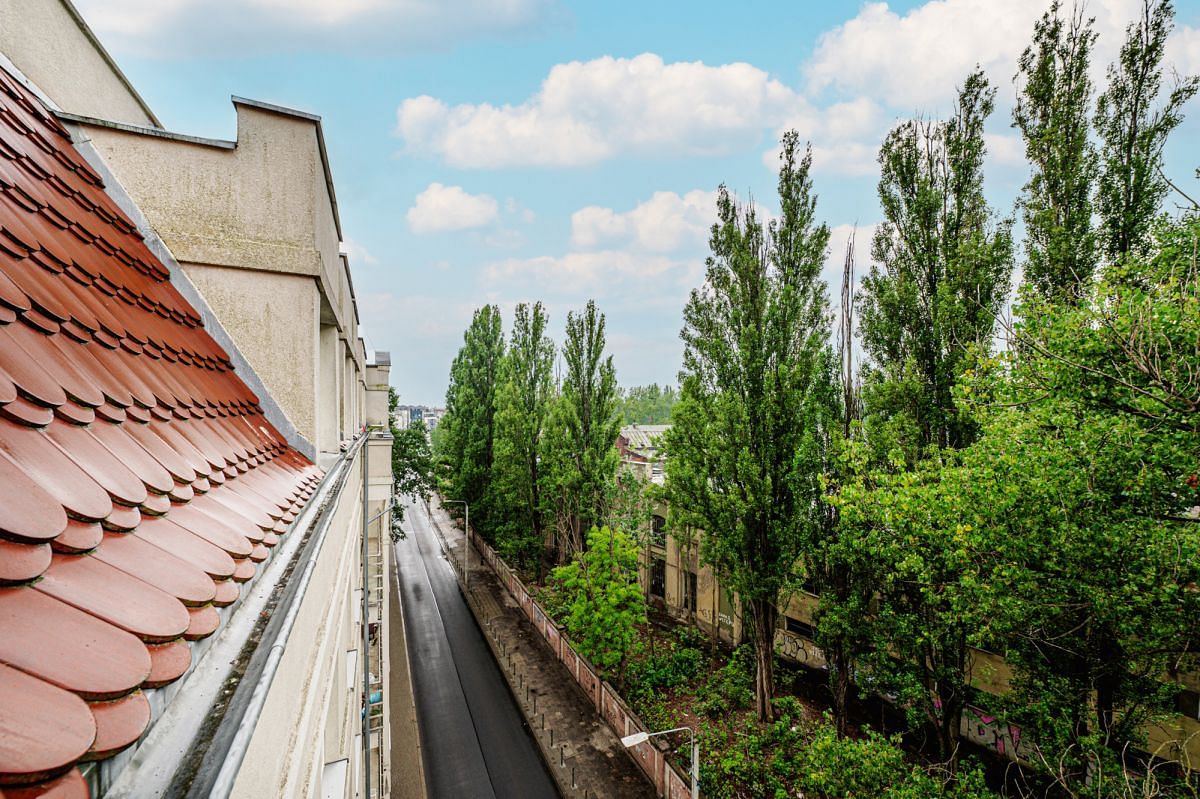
[426,499,656,799]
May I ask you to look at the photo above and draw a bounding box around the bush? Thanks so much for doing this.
[797,722,993,799]
[698,644,755,716]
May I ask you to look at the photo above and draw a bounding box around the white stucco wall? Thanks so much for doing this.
[0,0,156,125]
[77,101,360,450]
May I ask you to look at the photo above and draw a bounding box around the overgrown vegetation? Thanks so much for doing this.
[432,1,1200,795]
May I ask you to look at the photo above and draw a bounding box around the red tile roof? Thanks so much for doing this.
[0,67,322,797]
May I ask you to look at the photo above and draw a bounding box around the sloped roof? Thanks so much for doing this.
[619,424,669,453]
[0,66,321,797]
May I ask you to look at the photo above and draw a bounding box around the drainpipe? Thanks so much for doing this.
[361,435,371,799]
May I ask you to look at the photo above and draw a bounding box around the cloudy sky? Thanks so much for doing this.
[75,0,1200,405]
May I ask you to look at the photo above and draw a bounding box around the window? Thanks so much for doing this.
[651,514,667,547]
[784,615,816,640]
[682,571,698,612]
[650,558,666,598]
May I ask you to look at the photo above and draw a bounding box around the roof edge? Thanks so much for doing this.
[62,119,317,460]
[55,111,236,149]
[232,96,343,242]
[57,0,163,128]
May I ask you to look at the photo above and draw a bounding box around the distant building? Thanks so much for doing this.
[618,424,668,484]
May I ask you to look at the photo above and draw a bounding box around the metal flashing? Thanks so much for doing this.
[55,112,236,150]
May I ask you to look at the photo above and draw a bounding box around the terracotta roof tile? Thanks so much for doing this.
[0,663,95,784]
[84,691,150,761]
[0,66,324,794]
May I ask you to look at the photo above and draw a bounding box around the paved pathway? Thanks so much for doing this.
[427,500,657,799]
[394,497,558,799]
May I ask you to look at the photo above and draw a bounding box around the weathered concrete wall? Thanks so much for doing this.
[78,100,363,452]
[0,0,155,125]
[183,263,320,443]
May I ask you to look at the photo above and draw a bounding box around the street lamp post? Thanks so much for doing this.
[443,499,470,593]
[621,726,699,799]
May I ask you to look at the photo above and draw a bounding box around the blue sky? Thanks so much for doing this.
[75,0,1200,405]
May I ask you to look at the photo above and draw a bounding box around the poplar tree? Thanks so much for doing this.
[440,305,504,534]
[1013,1,1098,301]
[858,68,1013,460]
[665,133,838,723]
[539,300,622,561]
[1095,0,1198,262]
[489,302,555,574]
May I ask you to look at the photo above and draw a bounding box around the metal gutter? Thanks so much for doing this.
[194,433,367,799]
[103,439,357,798]
[361,435,372,799]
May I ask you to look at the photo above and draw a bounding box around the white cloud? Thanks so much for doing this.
[801,0,1199,111]
[406,182,499,233]
[71,0,560,58]
[1166,23,1200,77]
[570,190,718,252]
[984,132,1026,168]
[396,53,810,168]
[762,99,886,176]
[341,238,378,265]
[484,250,701,303]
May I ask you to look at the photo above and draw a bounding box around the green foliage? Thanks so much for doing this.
[439,306,505,535]
[859,68,1013,458]
[1013,1,1098,300]
[626,637,704,701]
[954,214,1200,788]
[695,705,994,799]
[619,383,678,424]
[665,130,839,722]
[488,302,555,573]
[830,446,997,766]
[1095,0,1199,262]
[386,387,434,537]
[697,644,755,717]
[539,301,622,561]
[551,526,646,677]
[797,722,993,799]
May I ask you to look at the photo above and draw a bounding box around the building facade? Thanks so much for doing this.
[0,2,400,798]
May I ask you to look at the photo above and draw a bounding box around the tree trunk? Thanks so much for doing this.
[830,644,851,738]
[937,689,963,775]
[749,598,778,723]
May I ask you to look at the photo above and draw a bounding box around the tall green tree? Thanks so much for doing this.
[386,387,435,536]
[441,305,504,534]
[1013,1,1098,301]
[859,68,1014,461]
[539,300,622,561]
[1094,0,1198,262]
[972,216,1200,787]
[489,302,555,574]
[665,132,838,722]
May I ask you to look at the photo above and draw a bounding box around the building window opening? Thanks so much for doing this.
[650,558,666,599]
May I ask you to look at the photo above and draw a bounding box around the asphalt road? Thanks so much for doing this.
[394,497,558,799]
